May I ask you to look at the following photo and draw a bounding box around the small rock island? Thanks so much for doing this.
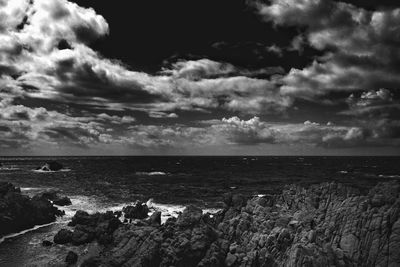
[36,161,64,172]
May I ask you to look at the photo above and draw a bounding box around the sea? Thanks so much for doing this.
[0,156,399,266]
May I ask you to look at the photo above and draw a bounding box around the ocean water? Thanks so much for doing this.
[0,156,399,266]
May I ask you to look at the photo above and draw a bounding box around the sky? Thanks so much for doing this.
[0,0,400,156]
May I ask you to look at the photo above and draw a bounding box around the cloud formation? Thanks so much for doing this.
[0,0,291,118]
[0,0,399,154]
[257,0,400,98]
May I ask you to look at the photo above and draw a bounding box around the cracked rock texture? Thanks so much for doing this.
[76,181,400,266]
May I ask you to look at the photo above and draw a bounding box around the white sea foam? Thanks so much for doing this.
[0,222,57,244]
[32,168,72,173]
[378,174,400,179]
[135,171,167,176]
[146,199,220,224]
[0,167,20,171]
[21,187,43,191]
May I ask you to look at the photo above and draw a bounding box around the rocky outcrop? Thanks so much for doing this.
[60,181,400,267]
[36,161,64,172]
[0,182,64,237]
[54,210,122,246]
[123,202,149,220]
[39,190,72,206]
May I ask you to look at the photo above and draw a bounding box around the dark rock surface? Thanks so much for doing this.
[54,229,73,244]
[123,202,149,219]
[54,210,122,246]
[42,240,53,247]
[62,181,400,267]
[0,182,63,237]
[53,196,72,206]
[148,211,162,226]
[65,251,78,265]
[38,190,72,206]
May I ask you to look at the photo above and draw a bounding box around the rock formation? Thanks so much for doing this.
[123,202,150,220]
[54,210,122,246]
[36,161,64,172]
[0,182,64,237]
[39,190,72,206]
[57,181,400,267]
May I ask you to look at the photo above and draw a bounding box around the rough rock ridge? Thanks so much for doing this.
[63,181,400,267]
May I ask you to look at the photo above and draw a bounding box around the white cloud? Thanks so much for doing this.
[257,0,400,98]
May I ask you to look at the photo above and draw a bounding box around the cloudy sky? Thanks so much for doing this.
[0,0,399,155]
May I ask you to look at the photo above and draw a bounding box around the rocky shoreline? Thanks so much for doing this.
[48,181,400,267]
[0,182,64,237]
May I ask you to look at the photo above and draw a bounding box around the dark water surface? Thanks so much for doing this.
[0,156,399,266]
[1,156,399,207]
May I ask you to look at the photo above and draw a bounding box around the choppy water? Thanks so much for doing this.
[0,156,399,266]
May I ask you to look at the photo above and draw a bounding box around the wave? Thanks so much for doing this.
[62,196,221,224]
[0,167,20,171]
[146,199,221,224]
[0,222,57,244]
[32,168,72,173]
[135,171,167,176]
[378,174,400,179]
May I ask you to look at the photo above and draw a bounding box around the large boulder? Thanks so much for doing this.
[122,202,149,219]
[54,229,73,244]
[53,196,72,206]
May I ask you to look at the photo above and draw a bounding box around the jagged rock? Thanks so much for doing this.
[72,228,93,245]
[40,190,59,201]
[123,202,149,219]
[62,210,121,246]
[148,211,161,225]
[54,229,73,244]
[0,182,63,237]
[65,251,78,265]
[53,196,72,206]
[176,205,203,227]
[58,181,400,267]
[38,190,72,206]
[68,210,92,226]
